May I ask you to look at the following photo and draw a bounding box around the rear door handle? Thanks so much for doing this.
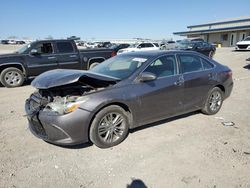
[69,55,77,58]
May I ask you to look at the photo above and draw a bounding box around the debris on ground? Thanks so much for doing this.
[222,121,235,126]
[215,117,225,120]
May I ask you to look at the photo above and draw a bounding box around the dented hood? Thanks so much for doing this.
[31,69,119,89]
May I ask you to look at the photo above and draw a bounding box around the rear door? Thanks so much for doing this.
[25,42,58,77]
[55,41,81,70]
[177,53,215,111]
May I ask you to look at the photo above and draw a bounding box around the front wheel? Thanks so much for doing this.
[0,67,24,88]
[89,105,129,148]
[202,87,223,115]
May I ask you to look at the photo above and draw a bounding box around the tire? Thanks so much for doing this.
[0,67,24,88]
[89,105,130,148]
[202,87,223,115]
[89,62,100,69]
[209,51,215,59]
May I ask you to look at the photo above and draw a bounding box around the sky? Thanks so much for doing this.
[0,0,250,40]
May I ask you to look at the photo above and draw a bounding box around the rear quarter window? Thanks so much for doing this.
[201,58,214,70]
[56,42,74,53]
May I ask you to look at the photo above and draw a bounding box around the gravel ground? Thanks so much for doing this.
[0,45,250,188]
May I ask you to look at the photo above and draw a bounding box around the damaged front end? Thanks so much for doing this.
[25,69,118,144]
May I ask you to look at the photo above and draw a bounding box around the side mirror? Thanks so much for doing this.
[138,46,141,49]
[138,72,156,82]
[30,49,39,55]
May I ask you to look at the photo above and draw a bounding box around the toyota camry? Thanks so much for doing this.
[25,50,233,148]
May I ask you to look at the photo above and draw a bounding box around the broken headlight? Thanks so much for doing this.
[43,96,89,115]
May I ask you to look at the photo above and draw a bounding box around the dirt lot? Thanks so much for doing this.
[0,45,250,188]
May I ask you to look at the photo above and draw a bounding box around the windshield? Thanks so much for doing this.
[243,37,250,41]
[90,55,148,80]
[15,43,31,54]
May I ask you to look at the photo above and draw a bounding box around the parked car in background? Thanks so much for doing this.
[117,42,160,54]
[177,41,216,58]
[8,40,16,44]
[1,40,9,44]
[0,39,116,87]
[110,43,130,53]
[160,41,176,50]
[235,36,250,50]
[25,50,233,148]
[16,40,26,45]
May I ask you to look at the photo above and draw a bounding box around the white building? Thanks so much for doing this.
[174,16,250,47]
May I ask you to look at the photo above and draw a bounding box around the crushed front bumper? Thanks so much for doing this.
[25,99,92,145]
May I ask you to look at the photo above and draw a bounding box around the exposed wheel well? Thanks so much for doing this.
[0,64,25,76]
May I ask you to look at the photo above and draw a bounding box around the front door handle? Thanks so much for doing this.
[174,76,184,86]
[69,55,77,58]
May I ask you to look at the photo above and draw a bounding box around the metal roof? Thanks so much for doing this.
[187,16,250,28]
[174,16,250,36]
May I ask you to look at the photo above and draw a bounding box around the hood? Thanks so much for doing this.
[0,52,21,59]
[31,69,119,89]
[236,41,250,45]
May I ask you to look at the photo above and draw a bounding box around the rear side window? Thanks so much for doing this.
[201,58,214,70]
[179,54,203,73]
[56,42,74,53]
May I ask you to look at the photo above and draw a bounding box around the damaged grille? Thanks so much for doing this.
[29,92,49,112]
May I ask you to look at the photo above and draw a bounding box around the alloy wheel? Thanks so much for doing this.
[98,112,126,143]
[4,71,22,86]
[209,91,222,112]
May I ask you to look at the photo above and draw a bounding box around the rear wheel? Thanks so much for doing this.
[202,87,223,115]
[0,67,24,88]
[89,105,129,148]
[209,51,215,58]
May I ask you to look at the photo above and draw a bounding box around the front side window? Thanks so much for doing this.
[56,42,74,53]
[35,43,53,54]
[144,55,177,78]
[179,54,203,73]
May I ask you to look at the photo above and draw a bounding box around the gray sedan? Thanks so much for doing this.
[25,50,233,148]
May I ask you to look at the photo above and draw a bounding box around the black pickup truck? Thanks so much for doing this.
[0,39,116,87]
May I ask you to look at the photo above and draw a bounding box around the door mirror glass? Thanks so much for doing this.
[138,72,156,82]
[30,49,39,55]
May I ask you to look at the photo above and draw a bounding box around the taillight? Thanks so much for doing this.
[111,51,117,57]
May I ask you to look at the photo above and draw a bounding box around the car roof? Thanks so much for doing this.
[119,50,201,58]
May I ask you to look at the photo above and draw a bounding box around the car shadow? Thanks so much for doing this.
[130,111,200,133]
[243,64,250,70]
[46,141,93,149]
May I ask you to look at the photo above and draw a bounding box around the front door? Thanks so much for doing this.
[230,33,237,46]
[25,42,58,77]
[133,55,184,125]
